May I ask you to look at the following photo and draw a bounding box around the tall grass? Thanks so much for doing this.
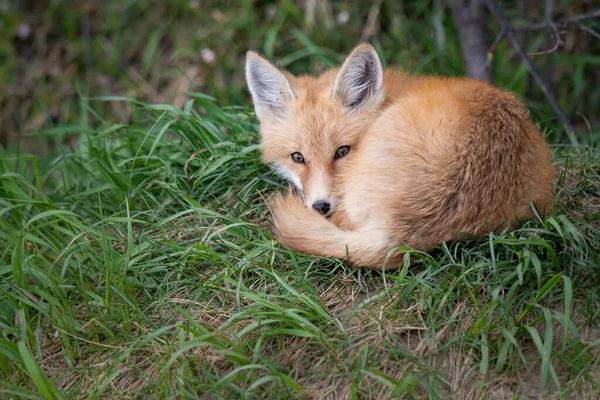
[1,95,599,398]
[2,0,600,397]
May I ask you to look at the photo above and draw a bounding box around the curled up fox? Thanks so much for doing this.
[245,44,556,269]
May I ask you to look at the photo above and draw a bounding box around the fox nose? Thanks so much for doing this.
[312,201,330,215]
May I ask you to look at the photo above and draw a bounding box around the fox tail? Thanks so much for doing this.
[269,192,401,269]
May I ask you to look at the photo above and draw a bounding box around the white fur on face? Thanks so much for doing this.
[273,164,302,191]
[304,167,337,216]
[272,164,336,215]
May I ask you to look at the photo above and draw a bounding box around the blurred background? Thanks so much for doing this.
[1,0,599,154]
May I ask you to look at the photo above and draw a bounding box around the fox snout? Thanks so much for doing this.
[308,197,336,217]
[312,201,331,215]
[302,177,337,217]
[292,185,336,217]
[294,187,336,217]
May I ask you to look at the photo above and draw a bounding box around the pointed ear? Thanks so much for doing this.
[246,51,296,121]
[332,44,384,110]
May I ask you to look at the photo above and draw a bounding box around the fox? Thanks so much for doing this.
[245,43,556,269]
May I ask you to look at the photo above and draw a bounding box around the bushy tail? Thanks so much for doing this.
[270,193,399,269]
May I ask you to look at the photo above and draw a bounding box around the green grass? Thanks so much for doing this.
[3,0,599,148]
[1,95,599,398]
[2,0,600,397]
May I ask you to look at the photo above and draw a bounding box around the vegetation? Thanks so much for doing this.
[1,0,599,398]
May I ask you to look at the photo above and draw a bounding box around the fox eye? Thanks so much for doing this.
[334,146,351,160]
[291,152,305,164]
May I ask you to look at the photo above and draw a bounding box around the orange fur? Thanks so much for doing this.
[246,44,556,269]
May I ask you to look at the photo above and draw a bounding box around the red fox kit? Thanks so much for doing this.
[245,44,555,269]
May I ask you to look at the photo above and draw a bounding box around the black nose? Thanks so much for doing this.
[312,201,330,215]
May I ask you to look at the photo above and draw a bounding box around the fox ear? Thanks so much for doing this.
[332,44,384,110]
[246,51,295,121]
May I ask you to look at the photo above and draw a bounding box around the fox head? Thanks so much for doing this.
[246,44,385,216]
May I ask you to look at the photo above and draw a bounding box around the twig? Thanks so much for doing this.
[484,0,579,145]
[512,8,600,31]
[560,9,600,24]
[487,28,506,67]
[498,6,600,55]
[578,22,600,39]
[359,0,383,43]
[528,0,561,56]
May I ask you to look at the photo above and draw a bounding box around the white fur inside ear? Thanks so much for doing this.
[246,53,295,121]
[332,45,384,109]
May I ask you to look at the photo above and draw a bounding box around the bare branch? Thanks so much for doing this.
[578,22,600,39]
[561,9,600,23]
[492,6,599,57]
[487,29,505,68]
[513,8,600,32]
[359,0,383,43]
[484,0,579,144]
[528,0,562,56]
